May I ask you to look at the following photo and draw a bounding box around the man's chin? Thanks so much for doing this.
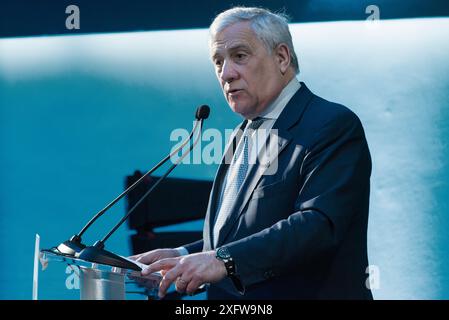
[229,103,252,118]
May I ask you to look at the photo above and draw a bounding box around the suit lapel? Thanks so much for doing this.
[214,82,315,247]
[215,129,292,247]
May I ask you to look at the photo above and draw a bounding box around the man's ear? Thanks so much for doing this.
[275,43,291,75]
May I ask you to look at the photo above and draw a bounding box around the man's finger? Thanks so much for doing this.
[158,266,182,298]
[186,279,202,296]
[175,274,191,294]
[175,277,188,293]
[136,254,156,265]
[142,257,178,275]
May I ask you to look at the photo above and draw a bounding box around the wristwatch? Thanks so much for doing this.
[215,247,245,294]
[216,247,235,275]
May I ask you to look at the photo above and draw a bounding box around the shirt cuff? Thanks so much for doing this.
[175,246,189,256]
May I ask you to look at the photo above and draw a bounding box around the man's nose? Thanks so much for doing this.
[220,60,238,83]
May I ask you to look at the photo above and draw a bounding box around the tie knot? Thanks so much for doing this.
[247,117,265,130]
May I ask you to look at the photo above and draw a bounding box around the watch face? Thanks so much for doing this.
[217,247,231,259]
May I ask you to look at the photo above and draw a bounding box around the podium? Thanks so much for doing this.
[39,250,162,300]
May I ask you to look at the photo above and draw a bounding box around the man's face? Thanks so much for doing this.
[210,22,286,119]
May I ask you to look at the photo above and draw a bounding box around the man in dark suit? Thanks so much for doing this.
[132,7,373,300]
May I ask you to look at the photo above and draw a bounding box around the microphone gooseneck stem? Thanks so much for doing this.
[98,120,204,245]
[77,120,201,238]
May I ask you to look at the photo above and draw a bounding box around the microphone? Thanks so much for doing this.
[45,105,210,263]
[196,104,210,120]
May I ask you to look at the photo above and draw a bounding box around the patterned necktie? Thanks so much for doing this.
[213,117,265,247]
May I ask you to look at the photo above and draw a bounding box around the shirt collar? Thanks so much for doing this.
[256,77,301,121]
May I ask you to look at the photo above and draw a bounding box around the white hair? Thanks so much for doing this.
[209,7,299,74]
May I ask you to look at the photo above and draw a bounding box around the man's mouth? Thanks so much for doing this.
[227,89,243,96]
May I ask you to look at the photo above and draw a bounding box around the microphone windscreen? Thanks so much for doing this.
[195,105,210,120]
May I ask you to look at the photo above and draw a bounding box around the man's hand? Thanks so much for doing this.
[128,248,180,265]
[142,250,227,298]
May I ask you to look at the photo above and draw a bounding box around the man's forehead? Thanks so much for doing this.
[210,22,258,55]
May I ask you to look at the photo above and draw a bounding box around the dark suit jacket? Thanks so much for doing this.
[185,82,373,300]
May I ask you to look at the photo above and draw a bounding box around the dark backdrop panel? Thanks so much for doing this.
[1,0,449,38]
[125,172,212,254]
[126,172,212,229]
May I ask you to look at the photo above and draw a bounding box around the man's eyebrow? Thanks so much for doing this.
[227,44,251,52]
[211,44,252,60]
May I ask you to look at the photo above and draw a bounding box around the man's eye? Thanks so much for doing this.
[235,53,247,60]
[215,60,223,67]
